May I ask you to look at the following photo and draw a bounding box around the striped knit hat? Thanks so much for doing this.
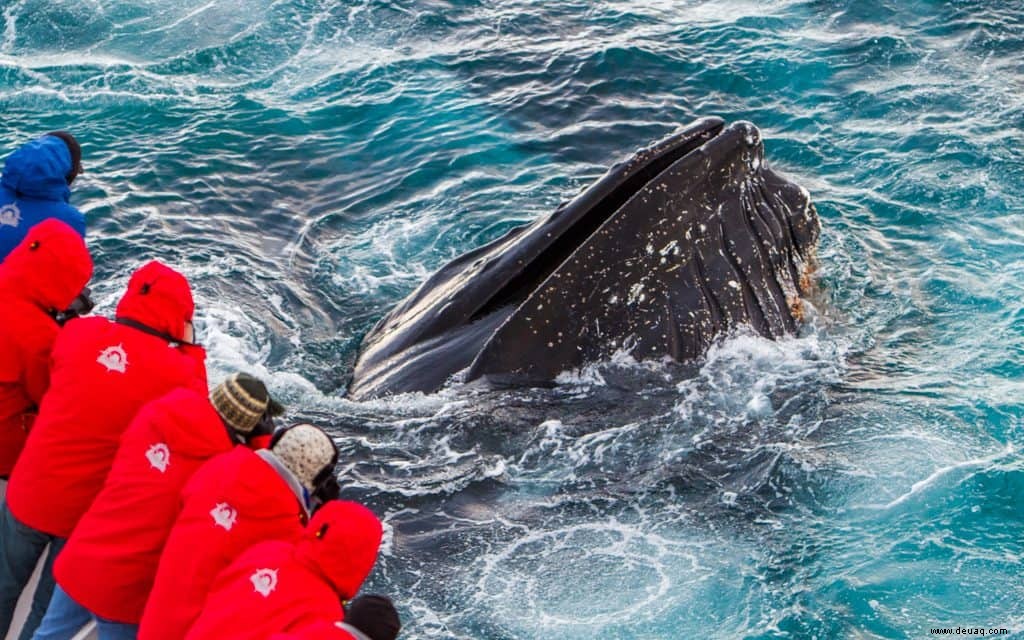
[209,372,285,435]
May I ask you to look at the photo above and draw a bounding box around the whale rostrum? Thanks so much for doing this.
[347,117,820,400]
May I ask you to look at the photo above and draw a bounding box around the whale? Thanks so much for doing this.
[347,117,820,400]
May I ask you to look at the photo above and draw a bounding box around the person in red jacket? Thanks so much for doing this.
[138,423,341,640]
[31,373,284,639]
[185,500,387,640]
[0,260,207,640]
[0,220,92,481]
[0,221,91,640]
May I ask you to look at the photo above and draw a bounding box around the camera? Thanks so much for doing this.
[54,287,96,326]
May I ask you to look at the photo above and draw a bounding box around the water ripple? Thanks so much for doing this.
[2,0,1023,637]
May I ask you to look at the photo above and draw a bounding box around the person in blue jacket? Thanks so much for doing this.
[0,132,85,261]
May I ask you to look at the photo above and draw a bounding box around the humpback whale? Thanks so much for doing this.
[347,117,820,400]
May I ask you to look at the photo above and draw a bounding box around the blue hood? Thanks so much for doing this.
[1,135,72,202]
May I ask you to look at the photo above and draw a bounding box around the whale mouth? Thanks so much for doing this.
[469,117,726,322]
[348,116,819,400]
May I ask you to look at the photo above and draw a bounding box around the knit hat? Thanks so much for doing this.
[210,372,285,435]
[45,131,82,184]
[270,424,338,492]
[344,595,401,640]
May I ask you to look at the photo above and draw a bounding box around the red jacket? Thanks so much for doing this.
[138,446,309,640]
[269,622,362,640]
[54,388,235,623]
[0,220,92,476]
[5,260,207,537]
[185,501,382,640]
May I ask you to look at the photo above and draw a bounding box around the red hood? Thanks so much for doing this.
[0,219,92,312]
[155,388,233,457]
[295,501,382,600]
[115,260,194,341]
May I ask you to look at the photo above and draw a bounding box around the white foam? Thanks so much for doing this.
[554,345,675,389]
[867,443,1014,510]
[472,519,703,630]
[0,0,26,55]
[553,364,607,386]
[329,215,438,298]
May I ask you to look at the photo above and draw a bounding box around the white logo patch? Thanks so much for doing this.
[210,502,238,531]
[250,568,278,597]
[97,345,129,373]
[0,203,21,228]
[146,443,170,473]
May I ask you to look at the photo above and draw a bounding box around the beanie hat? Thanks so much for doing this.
[210,372,285,435]
[45,131,82,184]
[344,595,400,640]
[271,424,337,492]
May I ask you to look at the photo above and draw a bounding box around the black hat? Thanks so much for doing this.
[45,131,83,185]
[344,595,401,640]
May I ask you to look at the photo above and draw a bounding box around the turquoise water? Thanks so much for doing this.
[3,1,1023,638]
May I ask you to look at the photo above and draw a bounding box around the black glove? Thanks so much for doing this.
[54,287,95,326]
[345,595,400,640]
[311,474,341,508]
[251,413,277,438]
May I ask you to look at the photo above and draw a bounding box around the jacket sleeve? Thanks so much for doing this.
[0,332,47,407]
[181,345,208,394]
[21,340,53,407]
[268,622,359,640]
[0,333,22,386]
[141,463,241,640]
[61,207,86,238]
[246,434,273,451]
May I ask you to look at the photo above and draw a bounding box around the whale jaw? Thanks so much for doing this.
[348,118,819,400]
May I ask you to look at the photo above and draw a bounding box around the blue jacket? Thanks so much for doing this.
[0,136,86,261]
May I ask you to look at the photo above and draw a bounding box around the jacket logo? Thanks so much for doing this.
[146,443,170,473]
[210,503,238,531]
[250,568,278,597]
[97,345,129,373]
[0,203,20,228]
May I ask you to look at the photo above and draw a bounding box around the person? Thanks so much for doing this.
[0,132,85,261]
[0,220,92,483]
[184,501,389,640]
[138,423,341,640]
[0,260,207,640]
[32,374,284,640]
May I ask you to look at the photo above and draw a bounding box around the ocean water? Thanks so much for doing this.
[2,0,1023,638]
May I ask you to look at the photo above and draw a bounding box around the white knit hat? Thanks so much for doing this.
[271,424,338,492]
